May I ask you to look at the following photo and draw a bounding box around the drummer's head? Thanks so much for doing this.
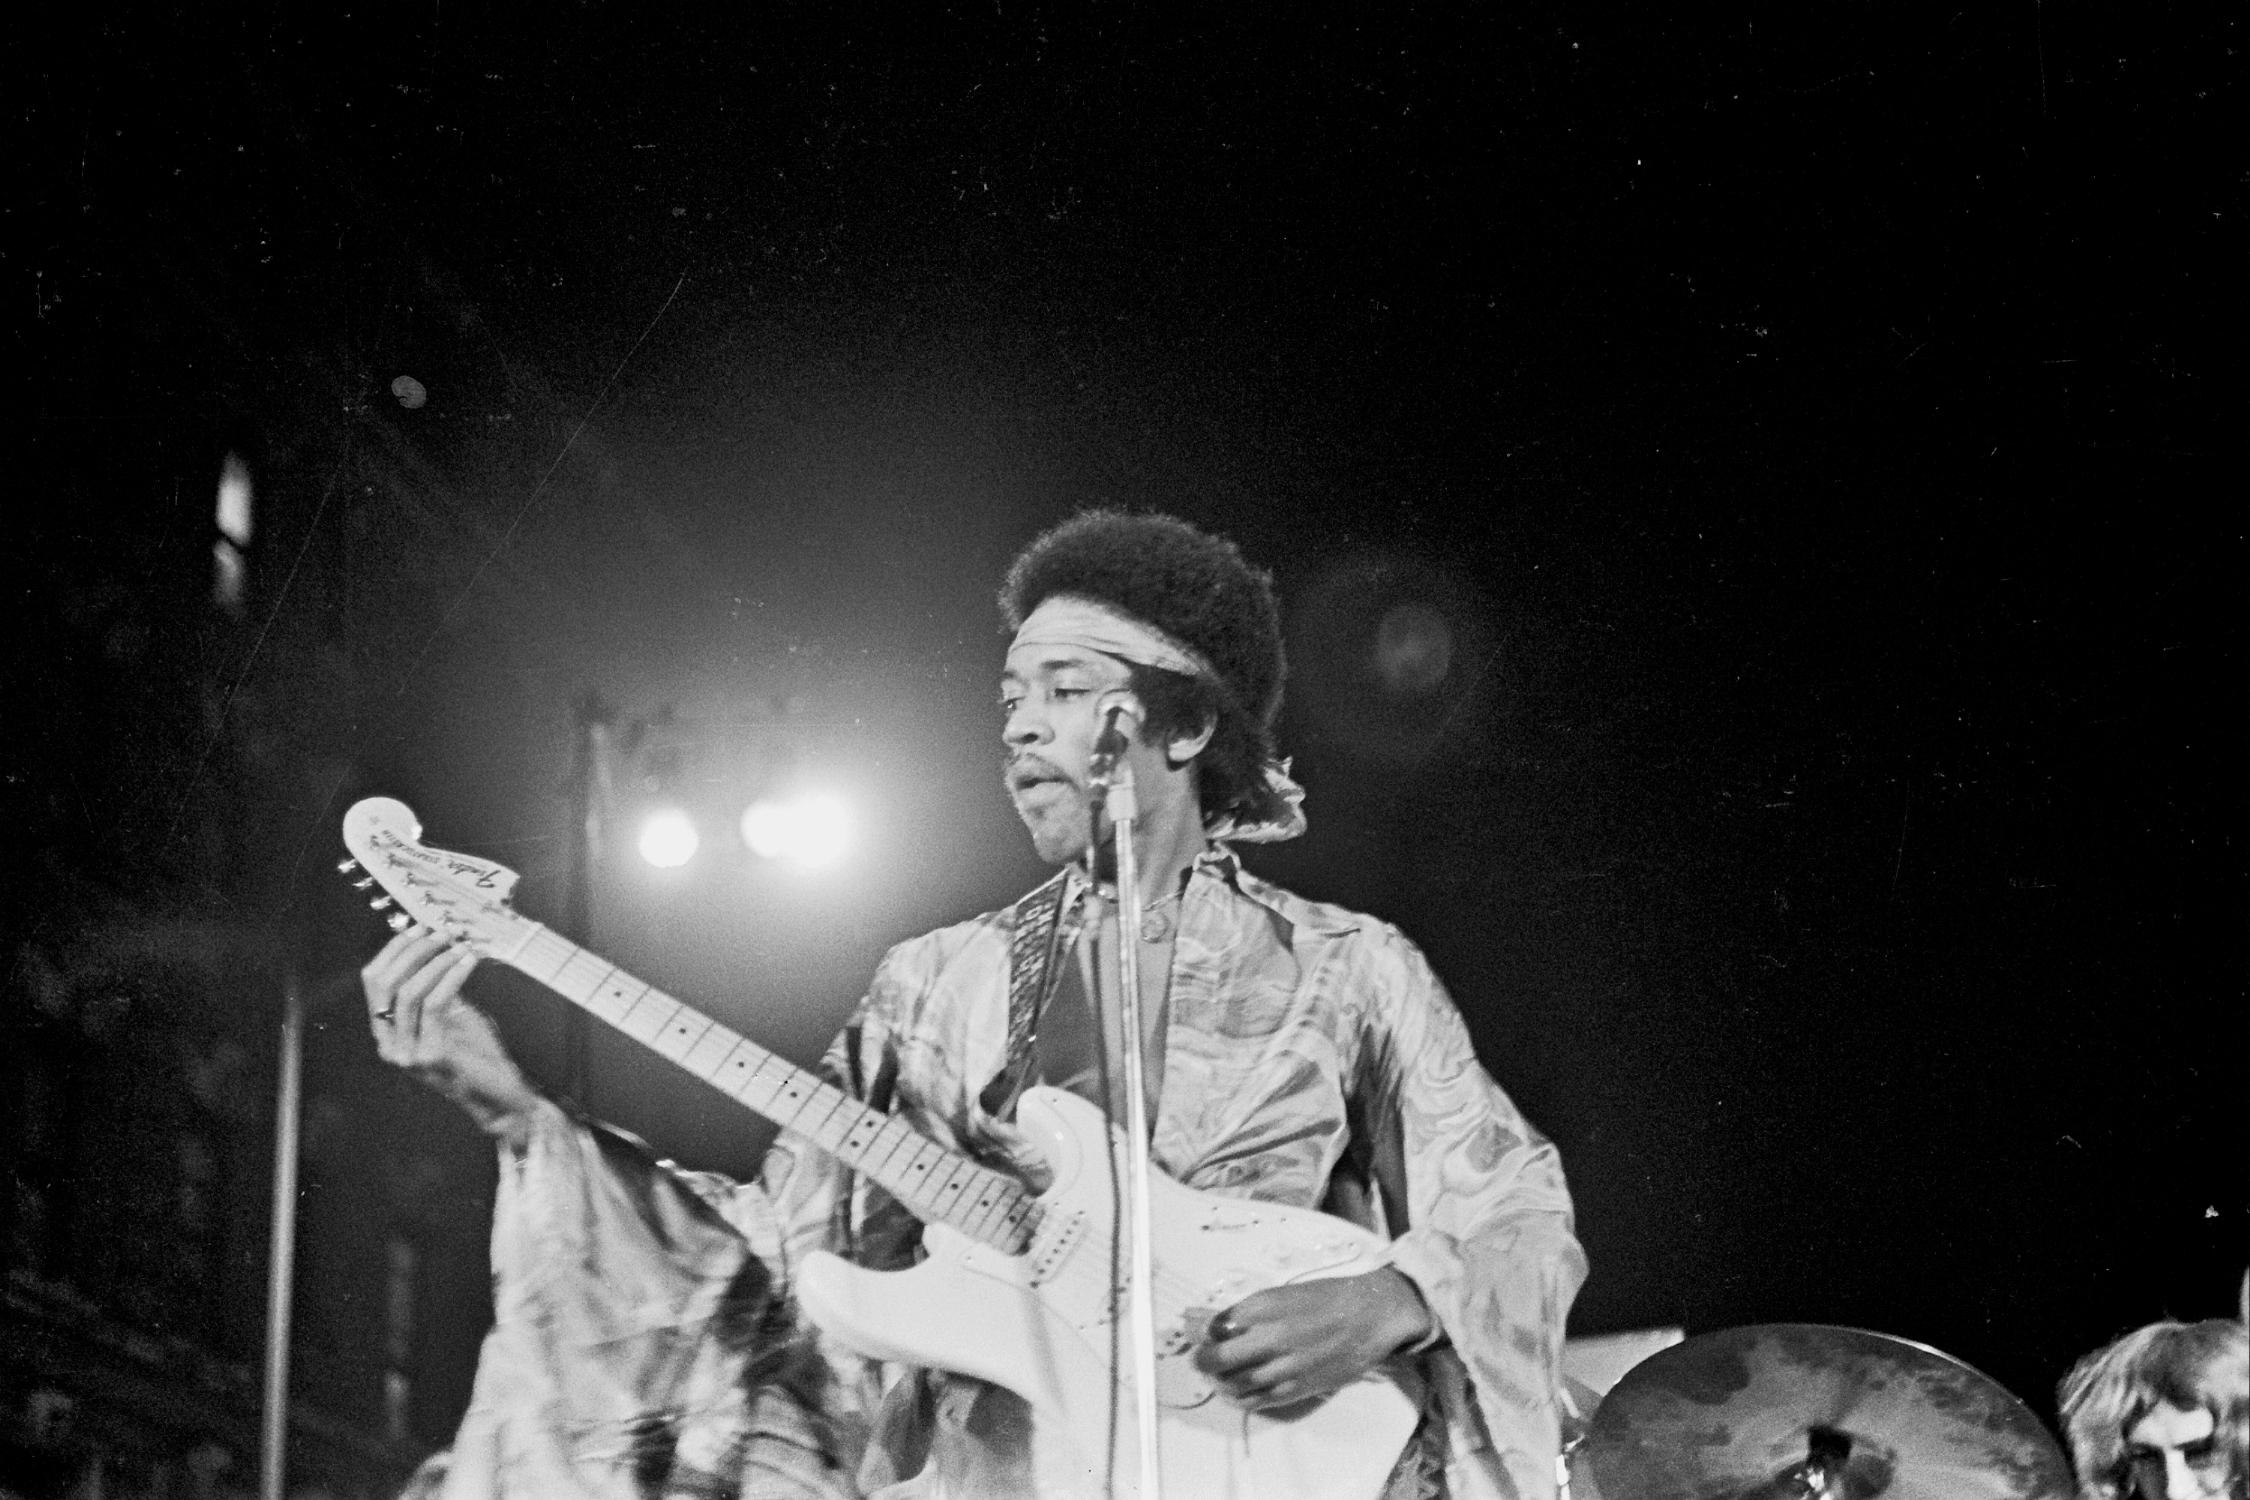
[2059,1318,2248,1500]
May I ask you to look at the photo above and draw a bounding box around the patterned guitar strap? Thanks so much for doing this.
[978,868,1079,1121]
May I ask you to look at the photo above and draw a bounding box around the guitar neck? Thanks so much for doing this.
[501,923,1036,1253]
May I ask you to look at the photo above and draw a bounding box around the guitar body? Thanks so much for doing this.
[795,1086,1423,1500]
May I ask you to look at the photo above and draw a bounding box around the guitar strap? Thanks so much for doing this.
[978,868,1078,1120]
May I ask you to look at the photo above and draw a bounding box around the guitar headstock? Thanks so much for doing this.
[339,797,534,957]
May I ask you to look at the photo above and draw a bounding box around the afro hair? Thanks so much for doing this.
[1000,510,1289,826]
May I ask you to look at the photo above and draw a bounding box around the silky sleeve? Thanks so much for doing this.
[435,1094,864,1499]
[1351,926,1588,1500]
[431,942,947,1499]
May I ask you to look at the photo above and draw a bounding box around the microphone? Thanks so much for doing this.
[1089,698,1137,785]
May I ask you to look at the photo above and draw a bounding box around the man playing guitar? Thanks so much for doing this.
[362,510,1584,1499]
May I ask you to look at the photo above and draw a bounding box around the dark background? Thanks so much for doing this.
[9,0,2239,1463]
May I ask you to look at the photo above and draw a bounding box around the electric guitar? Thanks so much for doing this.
[341,796,1420,1500]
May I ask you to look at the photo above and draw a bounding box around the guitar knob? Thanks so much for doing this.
[337,859,360,875]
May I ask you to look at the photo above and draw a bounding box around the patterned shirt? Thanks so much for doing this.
[425,845,1585,1500]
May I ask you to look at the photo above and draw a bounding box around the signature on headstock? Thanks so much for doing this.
[340,799,526,942]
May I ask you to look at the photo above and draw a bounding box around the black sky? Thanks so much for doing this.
[11,1,2241,1434]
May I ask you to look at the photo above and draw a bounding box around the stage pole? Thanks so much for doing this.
[258,970,306,1500]
[564,693,614,1108]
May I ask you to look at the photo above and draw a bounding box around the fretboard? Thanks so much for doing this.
[505,924,1037,1253]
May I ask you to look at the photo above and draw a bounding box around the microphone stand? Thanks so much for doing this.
[1088,708,1165,1500]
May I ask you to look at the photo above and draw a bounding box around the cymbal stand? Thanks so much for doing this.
[1765,1427,1855,1499]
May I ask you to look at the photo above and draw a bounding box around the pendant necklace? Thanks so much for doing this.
[1136,892,1182,944]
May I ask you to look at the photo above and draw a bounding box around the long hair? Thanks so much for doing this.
[999,510,1289,830]
[2058,1319,2248,1499]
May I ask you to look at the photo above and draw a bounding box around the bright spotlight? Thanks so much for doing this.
[740,792,854,869]
[789,793,853,868]
[636,807,700,868]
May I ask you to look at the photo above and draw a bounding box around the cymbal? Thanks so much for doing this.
[1574,1323,2073,1500]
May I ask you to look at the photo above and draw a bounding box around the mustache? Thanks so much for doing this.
[1002,753,1075,791]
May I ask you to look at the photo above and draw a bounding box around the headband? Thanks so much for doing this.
[1009,595,1213,679]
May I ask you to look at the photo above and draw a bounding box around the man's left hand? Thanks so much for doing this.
[1191,1267,1434,1410]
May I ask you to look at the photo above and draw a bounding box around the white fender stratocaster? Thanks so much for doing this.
[342,797,1419,1500]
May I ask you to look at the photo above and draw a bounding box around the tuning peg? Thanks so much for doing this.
[386,911,412,933]
[352,877,376,891]
[337,858,360,875]
[370,896,395,911]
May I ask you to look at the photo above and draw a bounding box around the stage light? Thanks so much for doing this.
[213,453,253,614]
[740,791,854,869]
[216,454,254,545]
[636,807,700,868]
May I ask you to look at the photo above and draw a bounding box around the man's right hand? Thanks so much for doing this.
[362,926,541,1152]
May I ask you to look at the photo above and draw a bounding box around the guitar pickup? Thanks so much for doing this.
[1024,1209,1088,1286]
